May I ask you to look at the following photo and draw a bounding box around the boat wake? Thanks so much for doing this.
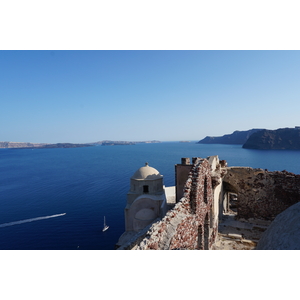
[0,213,66,228]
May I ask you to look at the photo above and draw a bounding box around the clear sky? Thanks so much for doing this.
[1,50,300,143]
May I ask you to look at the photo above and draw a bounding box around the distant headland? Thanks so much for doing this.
[197,129,263,145]
[197,127,300,150]
[243,127,300,150]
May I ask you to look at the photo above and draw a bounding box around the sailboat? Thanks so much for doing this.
[102,216,109,232]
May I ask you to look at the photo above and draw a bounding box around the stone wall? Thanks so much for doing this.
[131,158,218,250]
[224,167,300,220]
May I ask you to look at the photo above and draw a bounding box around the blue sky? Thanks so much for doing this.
[1,50,300,143]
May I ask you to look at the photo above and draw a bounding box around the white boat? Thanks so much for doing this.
[102,216,109,232]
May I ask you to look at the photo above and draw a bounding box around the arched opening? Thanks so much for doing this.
[204,176,208,204]
[229,193,238,213]
[197,225,203,249]
[190,181,197,214]
[222,182,239,215]
[210,203,214,228]
[197,213,210,250]
[204,213,209,250]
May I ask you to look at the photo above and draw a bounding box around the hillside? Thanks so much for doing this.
[242,127,300,150]
[197,129,264,145]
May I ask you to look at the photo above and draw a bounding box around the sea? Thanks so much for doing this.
[1,142,300,250]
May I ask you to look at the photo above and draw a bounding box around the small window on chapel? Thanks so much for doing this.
[143,185,149,193]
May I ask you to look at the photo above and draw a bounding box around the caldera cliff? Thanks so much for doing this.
[197,129,263,145]
[242,127,300,150]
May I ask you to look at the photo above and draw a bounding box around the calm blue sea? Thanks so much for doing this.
[1,142,300,250]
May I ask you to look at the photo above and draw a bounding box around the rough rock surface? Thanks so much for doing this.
[256,202,300,250]
[224,167,300,220]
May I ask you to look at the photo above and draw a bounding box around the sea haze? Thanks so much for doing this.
[1,142,300,250]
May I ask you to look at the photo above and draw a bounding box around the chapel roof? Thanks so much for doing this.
[131,163,163,180]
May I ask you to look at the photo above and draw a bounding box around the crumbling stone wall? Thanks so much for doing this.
[224,167,300,220]
[133,158,217,250]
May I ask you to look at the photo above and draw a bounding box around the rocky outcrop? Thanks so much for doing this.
[256,202,300,249]
[198,129,263,145]
[243,127,300,149]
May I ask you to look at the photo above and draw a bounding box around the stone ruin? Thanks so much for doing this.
[117,156,300,250]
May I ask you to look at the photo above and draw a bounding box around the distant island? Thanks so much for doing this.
[243,127,300,150]
[197,129,264,145]
[0,142,93,149]
[93,141,135,146]
[90,140,161,146]
[0,140,161,149]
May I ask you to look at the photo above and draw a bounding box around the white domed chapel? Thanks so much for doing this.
[116,162,175,247]
[125,163,167,232]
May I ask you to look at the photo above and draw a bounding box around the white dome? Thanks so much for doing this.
[131,163,162,180]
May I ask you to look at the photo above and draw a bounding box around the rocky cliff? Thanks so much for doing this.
[197,129,263,145]
[242,127,300,150]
